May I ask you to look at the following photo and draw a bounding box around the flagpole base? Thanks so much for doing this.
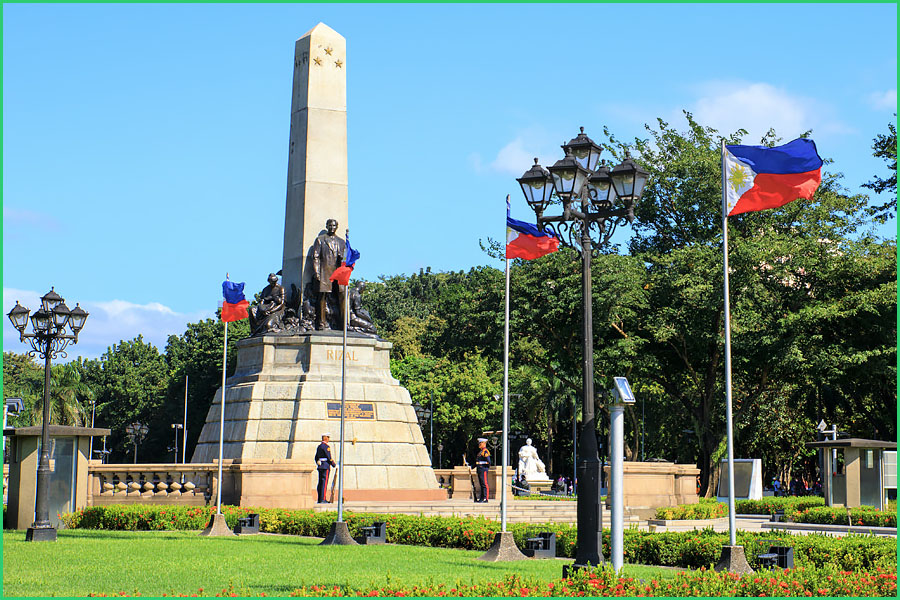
[478,532,527,561]
[199,513,235,537]
[320,521,358,545]
[714,545,754,574]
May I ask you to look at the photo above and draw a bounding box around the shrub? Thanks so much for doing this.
[58,505,256,531]
[789,506,896,528]
[654,501,728,520]
[511,494,576,501]
[286,564,898,597]
[736,496,825,514]
[87,564,899,597]
[59,504,895,572]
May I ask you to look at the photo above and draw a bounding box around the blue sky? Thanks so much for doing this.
[3,3,897,360]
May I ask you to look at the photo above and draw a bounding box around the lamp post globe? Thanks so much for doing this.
[517,128,649,573]
[7,288,88,542]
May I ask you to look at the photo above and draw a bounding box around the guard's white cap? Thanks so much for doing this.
[477,437,488,443]
[322,432,332,438]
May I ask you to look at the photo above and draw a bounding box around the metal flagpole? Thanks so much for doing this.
[337,230,350,524]
[721,140,737,546]
[183,375,188,464]
[217,319,228,514]
[501,251,511,532]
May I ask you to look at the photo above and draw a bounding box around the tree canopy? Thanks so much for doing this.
[3,114,893,493]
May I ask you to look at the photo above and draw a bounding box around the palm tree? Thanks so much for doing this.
[29,362,92,426]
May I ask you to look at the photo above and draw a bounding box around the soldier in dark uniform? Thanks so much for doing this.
[475,437,491,503]
[315,433,336,503]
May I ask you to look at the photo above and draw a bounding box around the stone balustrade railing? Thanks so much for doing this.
[88,463,218,506]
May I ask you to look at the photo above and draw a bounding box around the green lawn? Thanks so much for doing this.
[1,530,678,597]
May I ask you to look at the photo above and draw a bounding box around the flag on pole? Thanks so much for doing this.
[221,279,249,322]
[724,138,823,217]
[329,234,361,286]
[506,196,559,260]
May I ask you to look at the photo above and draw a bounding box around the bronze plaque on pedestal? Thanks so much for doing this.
[326,402,375,420]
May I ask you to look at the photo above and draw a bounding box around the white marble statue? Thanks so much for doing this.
[518,438,550,481]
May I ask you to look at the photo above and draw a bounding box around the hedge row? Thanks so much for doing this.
[86,565,898,597]
[790,505,898,528]
[735,497,826,514]
[655,496,896,527]
[654,499,728,520]
[59,504,896,572]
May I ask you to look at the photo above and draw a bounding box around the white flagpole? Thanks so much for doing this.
[183,375,188,465]
[721,140,737,546]
[337,230,350,523]
[500,195,513,532]
[217,319,228,515]
[501,250,511,532]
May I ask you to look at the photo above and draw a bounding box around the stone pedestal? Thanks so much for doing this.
[191,333,442,501]
[603,461,699,516]
[320,521,357,545]
[714,545,754,574]
[199,513,235,537]
[478,531,526,561]
[525,479,553,494]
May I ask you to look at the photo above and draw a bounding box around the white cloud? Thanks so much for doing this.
[690,81,852,142]
[484,128,564,176]
[2,207,62,236]
[490,138,539,175]
[866,89,897,111]
[3,288,213,361]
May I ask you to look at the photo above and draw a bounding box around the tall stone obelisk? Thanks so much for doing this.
[282,23,349,299]
[191,25,445,505]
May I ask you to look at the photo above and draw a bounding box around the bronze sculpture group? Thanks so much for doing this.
[248,219,376,337]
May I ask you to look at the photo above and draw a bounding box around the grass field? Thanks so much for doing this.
[1,530,679,597]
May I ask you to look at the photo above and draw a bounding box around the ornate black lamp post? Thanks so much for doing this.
[517,128,649,570]
[126,422,149,463]
[7,288,89,542]
[413,401,433,462]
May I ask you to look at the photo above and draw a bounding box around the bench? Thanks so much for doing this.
[522,531,556,559]
[756,539,793,569]
[233,513,260,535]
[357,521,387,545]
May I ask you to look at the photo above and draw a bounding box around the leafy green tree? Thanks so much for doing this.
[601,112,894,494]
[861,116,897,223]
[2,352,44,428]
[81,336,169,462]
[163,316,250,461]
[391,352,501,464]
[42,361,93,426]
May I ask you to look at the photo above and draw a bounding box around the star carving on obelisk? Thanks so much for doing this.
[324,47,333,56]
[313,57,322,66]
[334,59,343,69]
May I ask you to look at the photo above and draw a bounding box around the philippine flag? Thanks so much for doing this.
[329,233,361,286]
[724,138,823,217]
[221,279,249,322]
[506,215,560,260]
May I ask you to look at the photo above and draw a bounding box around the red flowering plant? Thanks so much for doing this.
[116,565,895,597]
